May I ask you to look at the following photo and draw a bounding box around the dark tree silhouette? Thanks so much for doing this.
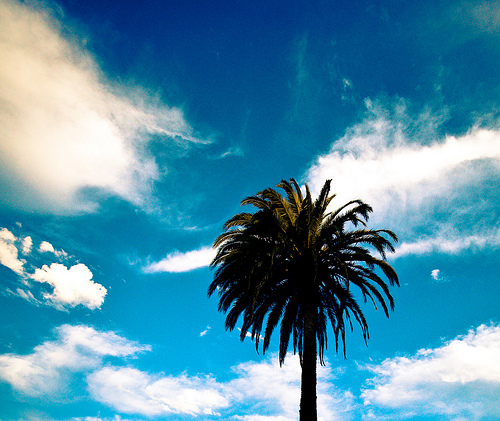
[208,179,399,420]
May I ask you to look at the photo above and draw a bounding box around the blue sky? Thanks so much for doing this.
[1,0,500,420]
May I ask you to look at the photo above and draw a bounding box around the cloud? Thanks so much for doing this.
[31,263,107,310]
[456,1,500,34]
[0,226,107,310]
[228,354,353,421]
[0,228,25,274]
[0,0,208,214]
[0,325,149,398]
[21,236,32,255]
[88,367,229,417]
[88,353,351,420]
[39,241,67,258]
[15,287,38,305]
[143,246,215,273]
[305,98,500,256]
[361,324,500,419]
[0,324,352,420]
[394,229,500,258]
[200,326,211,337]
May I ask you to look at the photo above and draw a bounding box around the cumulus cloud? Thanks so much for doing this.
[0,325,149,398]
[32,263,107,310]
[0,0,208,214]
[143,246,215,273]
[361,324,500,419]
[305,98,500,256]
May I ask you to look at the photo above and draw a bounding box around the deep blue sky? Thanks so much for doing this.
[1,0,500,420]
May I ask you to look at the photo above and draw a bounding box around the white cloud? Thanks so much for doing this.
[87,353,351,420]
[395,229,500,258]
[143,246,215,273]
[305,99,500,256]
[0,324,352,420]
[21,236,32,255]
[0,0,208,214]
[88,367,229,417]
[430,269,440,281]
[0,325,149,398]
[0,226,106,310]
[15,288,39,305]
[0,228,25,274]
[361,324,500,419]
[39,241,55,253]
[228,354,353,421]
[31,263,107,310]
[39,241,67,258]
[234,417,295,421]
[463,1,500,33]
[200,326,211,337]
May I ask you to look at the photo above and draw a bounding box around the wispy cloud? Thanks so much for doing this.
[305,98,500,256]
[142,246,215,273]
[0,0,208,214]
[361,323,500,419]
[394,230,500,258]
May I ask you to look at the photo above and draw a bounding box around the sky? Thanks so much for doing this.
[0,0,499,420]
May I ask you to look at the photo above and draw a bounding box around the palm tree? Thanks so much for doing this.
[208,179,399,420]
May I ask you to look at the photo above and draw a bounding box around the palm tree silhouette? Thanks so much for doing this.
[209,179,399,420]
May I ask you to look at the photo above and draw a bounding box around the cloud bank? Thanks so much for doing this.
[0,0,207,214]
[1,322,499,420]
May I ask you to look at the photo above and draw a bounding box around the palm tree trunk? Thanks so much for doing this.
[299,308,317,421]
